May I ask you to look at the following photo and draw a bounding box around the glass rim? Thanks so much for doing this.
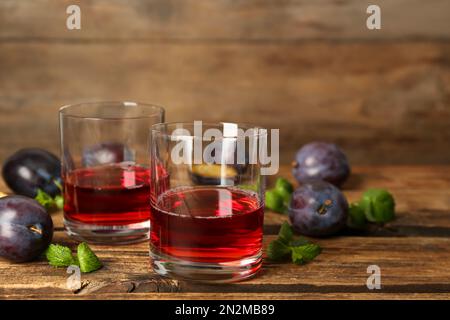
[151,121,267,141]
[59,101,165,120]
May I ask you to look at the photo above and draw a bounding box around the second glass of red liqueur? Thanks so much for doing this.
[59,101,164,244]
[150,122,266,282]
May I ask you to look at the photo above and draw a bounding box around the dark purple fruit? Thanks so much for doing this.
[289,180,348,237]
[292,142,350,187]
[0,196,53,262]
[82,142,133,167]
[2,148,61,198]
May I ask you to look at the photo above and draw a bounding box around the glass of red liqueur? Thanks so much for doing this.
[150,122,266,282]
[59,101,164,244]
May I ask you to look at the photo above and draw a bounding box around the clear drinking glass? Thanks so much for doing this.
[59,101,164,244]
[150,122,266,282]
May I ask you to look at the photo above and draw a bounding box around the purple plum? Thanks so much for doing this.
[2,148,61,198]
[292,142,350,187]
[289,180,348,237]
[0,196,53,262]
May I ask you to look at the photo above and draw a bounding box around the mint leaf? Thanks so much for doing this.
[298,244,321,262]
[45,244,78,267]
[348,202,367,228]
[265,189,285,213]
[278,222,294,244]
[266,177,294,213]
[275,177,294,194]
[267,222,321,264]
[77,242,102,273]
[54,195,64,210]
[267,239,291,261]
[291,247,305,264]
[291,244,321,265]
[35,189,63,212]
[360,189,395,223]
[35,189,55,211]
[275,178,294,206]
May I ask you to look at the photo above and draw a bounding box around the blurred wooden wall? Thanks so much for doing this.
[0,0,449,165]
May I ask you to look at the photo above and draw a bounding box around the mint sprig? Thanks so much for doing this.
[360,189,395,223]
[265,178,294,214]
[348,202,367,228]
[77,242,102,273]
[267,239,291,261]
[278,221,294,243]
[45,244,79,267]
[45,242,102,273]
[267,222,321,265]
[35,189,64,211]
[347,189,396,228]
[291,244,321,264]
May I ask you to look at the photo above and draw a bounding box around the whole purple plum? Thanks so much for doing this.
[289,180,348,237]
[0,196,53,262]
[2,148,61,198]
[292,142,350,187]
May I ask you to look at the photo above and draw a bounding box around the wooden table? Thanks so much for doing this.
[1,165,449,300]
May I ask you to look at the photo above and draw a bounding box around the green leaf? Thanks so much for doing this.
[35,189,55,211]
[275,177,294,193]
[274,178,294,207]
[291,244,321,265]
[54,195,64,210]
[348,202,367,228]
[34,189,63,212]
[278,222,294,244]
[266,239,291,261]
[298,243,322,262]
[77,242,102,273]
[265,189,285,213]
[360,189,395,223]
[45,244,78,267]
[266,222,321,265]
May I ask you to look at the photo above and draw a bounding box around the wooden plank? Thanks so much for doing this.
[1,42,449,165]
[1,292,449,300]
[0,232,449,297]
[1,0,449,41]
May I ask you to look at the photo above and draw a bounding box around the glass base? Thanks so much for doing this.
[150,246,262,283]
[64,218,150,245]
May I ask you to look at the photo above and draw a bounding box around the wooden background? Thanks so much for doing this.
[1,0,450,165]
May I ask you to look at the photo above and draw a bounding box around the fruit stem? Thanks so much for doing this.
[317,199,333,215]
[28,225,43,235]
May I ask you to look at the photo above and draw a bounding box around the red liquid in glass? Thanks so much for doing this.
[64,163,151,225]
[150,186,264,263]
